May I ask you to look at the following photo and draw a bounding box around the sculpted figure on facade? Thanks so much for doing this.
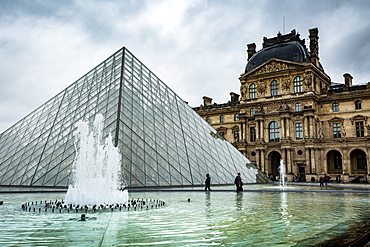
[282,76,291,93]
[367,125,370,135]
[304,73,313,91]
[341,126,346,137]
[240,85,247,100]
[257,80,266,97]
[256,105,264,114]
[279,102,291,111]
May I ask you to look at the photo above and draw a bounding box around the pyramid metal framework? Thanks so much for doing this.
[0,47,268,188]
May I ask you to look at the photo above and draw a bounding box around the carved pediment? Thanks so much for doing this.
[243,59,307,77]
[350,115,368,124]
[328,117,344,126]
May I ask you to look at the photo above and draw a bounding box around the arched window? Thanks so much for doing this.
[295,103,301,111]
[270,80,278,96]
[269,121,280,142]
[249,83,257,99]
[355,100,362,110]
[250,108,255,116]
[294,76,303,93]
[206,117,211,124]
[220,115,225,123]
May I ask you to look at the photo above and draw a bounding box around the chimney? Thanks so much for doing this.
[309,28,319,67]
[343,73,353,88]
[230,92,240,103]
[203,96,213,106]
[247,43,256,61]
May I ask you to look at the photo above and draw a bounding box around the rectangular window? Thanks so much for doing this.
[356,122,364,137]
[332,103,339,112]
[295,122,303,139]
[250,126,256,142]
[295,103,301,111]
[250,108,255,116]
[358,152,367,169]
[355,100,362,110]
[333,123,341,138]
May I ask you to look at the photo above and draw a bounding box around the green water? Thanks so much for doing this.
[1,185,370,246]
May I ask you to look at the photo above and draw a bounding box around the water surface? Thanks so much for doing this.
[1,185,369,246]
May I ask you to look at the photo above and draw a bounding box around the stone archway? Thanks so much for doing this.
[350,149,367,174]
[326,150,342,174]
[268,151,281,179]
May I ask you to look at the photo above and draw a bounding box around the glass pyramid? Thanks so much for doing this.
[0,47,268,188]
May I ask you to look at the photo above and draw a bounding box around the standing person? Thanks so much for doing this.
[205,174,211,191]
[234,173,243,192]
[319,177,324,186]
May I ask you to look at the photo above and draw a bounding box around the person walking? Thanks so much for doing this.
[234,173,243,192]
[205,174,211,191]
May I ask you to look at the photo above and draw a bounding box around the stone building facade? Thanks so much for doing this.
[194,28,370,182]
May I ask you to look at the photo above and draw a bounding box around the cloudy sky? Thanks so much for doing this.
[1,0,370,133]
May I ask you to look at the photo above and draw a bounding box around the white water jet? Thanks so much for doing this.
[279,159,286,187]
[65,114,128,206]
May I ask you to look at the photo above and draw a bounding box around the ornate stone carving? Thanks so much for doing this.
[256,105,264,114]
[366,125,370,135]
[267,102,280,112]
[257,61,290,74]
[279,102,291,111]
[318,126,324,140]
[257,80,266,96]
[240,85,247,100]
[282,76,291,93]
[304,72,313,91]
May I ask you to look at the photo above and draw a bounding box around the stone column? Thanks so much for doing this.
[343,147,349,174]
[240,122,244,141]
[261,149,266,174]
[315,148,321,173]
[322,148,328,174]
[281,148,286,169]
[304,117,308,138]
[286,117,291,139]
[287,148,292,174]
[256,120,260,140]
[281,118,286,139]
[256,149,261,171]
[305,148,311,173]
[261,120,266,141]
[311,148,316,173]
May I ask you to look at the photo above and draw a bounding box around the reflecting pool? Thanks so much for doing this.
[1,184,370,246]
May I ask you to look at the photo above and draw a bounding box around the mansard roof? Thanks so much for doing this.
[245,29,324,73]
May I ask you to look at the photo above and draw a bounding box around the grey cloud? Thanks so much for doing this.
[1,0,370,133]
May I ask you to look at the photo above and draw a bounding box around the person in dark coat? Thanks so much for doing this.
[205,174,211,191]
[234,173,243,192]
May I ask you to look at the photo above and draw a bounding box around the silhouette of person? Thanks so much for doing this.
[234,173,243,192]
[205,174,211,191]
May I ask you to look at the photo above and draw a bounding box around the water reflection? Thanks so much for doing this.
[2,191,370,246]
[235,192,243,210]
